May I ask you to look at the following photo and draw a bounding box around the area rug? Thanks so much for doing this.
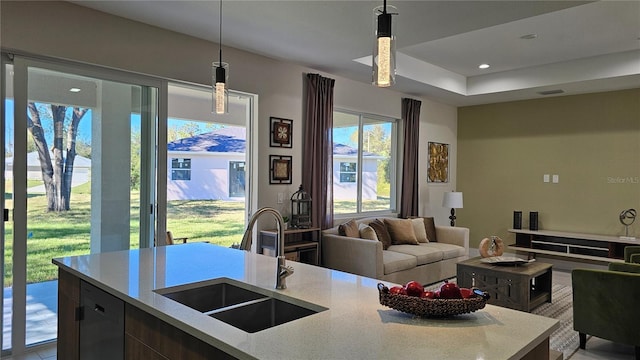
[426,280,578,359]
[531,283,579,359]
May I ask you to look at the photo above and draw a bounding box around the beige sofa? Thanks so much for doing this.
[322,217,469,286]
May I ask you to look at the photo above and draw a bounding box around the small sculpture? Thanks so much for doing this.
[479,236,504,258]
[619,208,636,239]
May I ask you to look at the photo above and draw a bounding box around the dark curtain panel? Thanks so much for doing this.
[399,98,422,218]
[303,73,336,229]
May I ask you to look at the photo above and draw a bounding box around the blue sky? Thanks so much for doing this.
[5,99,378,153]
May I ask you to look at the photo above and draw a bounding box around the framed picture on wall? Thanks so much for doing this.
[269,155,292,184]
[427,142,449,183]
[270,117,293,148]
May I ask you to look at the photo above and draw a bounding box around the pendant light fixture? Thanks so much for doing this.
[373,0,397,87]
[212,0,229,114]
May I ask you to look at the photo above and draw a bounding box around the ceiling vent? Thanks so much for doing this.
[537,89,565,96]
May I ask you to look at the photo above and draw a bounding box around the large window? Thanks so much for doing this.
[333,109,397,215]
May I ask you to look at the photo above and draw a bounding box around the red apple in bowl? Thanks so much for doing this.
[389,286,406,295]
[421,290,436,299]
[460,288,474,299]
[439,280,462,299]
[404,281,424,297]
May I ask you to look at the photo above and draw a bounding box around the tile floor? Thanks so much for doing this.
[2,270,636,360]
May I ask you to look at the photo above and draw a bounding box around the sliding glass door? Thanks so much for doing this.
[165,84,252,247]
[2,55,160,355]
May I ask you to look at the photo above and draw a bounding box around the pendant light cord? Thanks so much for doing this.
[219,0,223,64]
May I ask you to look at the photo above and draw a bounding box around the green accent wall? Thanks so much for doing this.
[458,89,640,248]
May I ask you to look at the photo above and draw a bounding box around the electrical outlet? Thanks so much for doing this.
[277,193,284,204]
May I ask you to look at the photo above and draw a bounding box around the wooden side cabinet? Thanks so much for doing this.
[259,227,321,265]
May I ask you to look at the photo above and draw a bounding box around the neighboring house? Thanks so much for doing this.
[332,143,383,201]
[167,128,382,201]
[167,126,246,201]
[5,151,91,185]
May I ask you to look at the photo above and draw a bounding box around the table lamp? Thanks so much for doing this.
[442,192,463,226]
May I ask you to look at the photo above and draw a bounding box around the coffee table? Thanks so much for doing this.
[456,257,552,312]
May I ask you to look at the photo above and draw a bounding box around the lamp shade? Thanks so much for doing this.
[442,192,463,209]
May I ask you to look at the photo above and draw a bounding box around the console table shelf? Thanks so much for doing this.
[507,229,638,263]
[259,227,321,265]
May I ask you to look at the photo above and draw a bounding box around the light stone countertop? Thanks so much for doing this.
[53,242,558,360]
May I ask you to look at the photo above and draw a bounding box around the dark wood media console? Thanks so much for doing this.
[508,229,638,263]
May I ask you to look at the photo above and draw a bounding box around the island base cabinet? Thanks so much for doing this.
[79,281,125,360]
[124,304,237,360]
[58,268,80,360]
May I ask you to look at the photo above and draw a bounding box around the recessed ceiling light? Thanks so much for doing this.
[69,88,81,93]
[520,34,538,40]
[478,64,490,69]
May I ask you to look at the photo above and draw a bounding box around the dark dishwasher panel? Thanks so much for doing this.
[80,280,124,360]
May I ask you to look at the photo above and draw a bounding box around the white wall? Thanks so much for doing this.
[167,152,245,201]
[1,0,458,227]
[332,157,378,201]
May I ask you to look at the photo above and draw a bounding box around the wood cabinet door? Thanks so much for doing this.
[57,268,80,360]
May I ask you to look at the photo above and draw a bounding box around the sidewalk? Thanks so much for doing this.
[3,281,58,349]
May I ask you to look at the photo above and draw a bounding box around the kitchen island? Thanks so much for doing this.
[54,242,558,359]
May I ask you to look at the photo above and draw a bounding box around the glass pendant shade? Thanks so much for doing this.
[373,5,396,87]
[212,61,229,114]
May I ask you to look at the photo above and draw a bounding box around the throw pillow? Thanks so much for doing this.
[338,219,360,238]
[370,219,392,250]
[422,217,438,242]
[358,223,378,241]
[384,218,419,245]
[411,218,429,243]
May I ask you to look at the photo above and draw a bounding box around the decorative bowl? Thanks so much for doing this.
[377,283,489,317]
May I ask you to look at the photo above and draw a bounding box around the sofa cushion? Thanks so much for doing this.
[422,217,438,242]
[387,244,444,265]
[370,219,392,250]
[426,242,466,259]
[382,250,417,275]
[358,223,378,241]
[411,218,429,243]
[384,218,419,245]
[338,219,359,238]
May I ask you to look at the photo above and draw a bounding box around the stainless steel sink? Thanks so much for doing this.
[154,278,268,312]
[209,297,320,333]
[155,278,326,332]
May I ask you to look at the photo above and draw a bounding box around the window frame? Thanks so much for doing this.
[339,162,357,183]
[171,157,191,181]
[332,108,398,216]
[228,160,246,198]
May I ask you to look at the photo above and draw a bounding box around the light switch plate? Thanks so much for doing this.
[543,174,550,183]
[277,193,284,204]
[552,175,559,183]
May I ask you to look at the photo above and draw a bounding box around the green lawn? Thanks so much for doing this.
[4,179,391,286]
[4,181,245,286]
